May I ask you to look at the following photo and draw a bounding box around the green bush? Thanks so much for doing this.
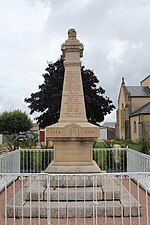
[138,138,150,155]
[20,150,54,172]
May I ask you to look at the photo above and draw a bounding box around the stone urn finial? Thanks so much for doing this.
[68,28,77,39]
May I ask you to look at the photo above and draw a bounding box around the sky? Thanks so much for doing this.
[0,0,150,123]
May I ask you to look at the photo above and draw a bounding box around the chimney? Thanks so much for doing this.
[122,77,125,85]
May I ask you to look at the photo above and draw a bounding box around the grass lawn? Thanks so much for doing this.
[94,139,150,155]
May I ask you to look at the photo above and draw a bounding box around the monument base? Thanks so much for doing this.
[45,160,101,174]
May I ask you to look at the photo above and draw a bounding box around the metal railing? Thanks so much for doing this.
[126,148,150,192]
[1,147,150,192]
[0,172,149,225]
[20,149,53,173]
[0,150,20,191]
[1,148,150,174]
[93,148,127,172]
[1,148,150,224]
[94,148,150,192]
[0,150,20,173]
[127,148,150,172]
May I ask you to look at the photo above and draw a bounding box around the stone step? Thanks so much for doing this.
[114,178,141,217]
[7,200,122,218]
[24,178,120,201]
[25,187,103,201]
[6,187,141,218]
[6,177,141,218]
[43,174,103,187]
[24,179,120,201]
[25,174,103,187]
[101,177,120,200]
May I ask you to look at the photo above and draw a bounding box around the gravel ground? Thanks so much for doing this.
[0,178,150,225]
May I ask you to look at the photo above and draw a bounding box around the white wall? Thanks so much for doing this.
[0,134,2,145]
[99,128,107,140]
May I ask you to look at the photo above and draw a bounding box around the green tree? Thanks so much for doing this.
[0,110,32,134]
[25,56,115,128]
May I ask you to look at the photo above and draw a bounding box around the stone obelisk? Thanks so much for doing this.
[45,28,100,173]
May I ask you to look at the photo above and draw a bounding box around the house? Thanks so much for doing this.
[117,75,150,141]
[30,123,39,133]
[99,122,116,140]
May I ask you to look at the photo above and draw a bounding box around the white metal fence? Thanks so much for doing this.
[0,150,20,173]
[94,148,150,173]
[94,148,150,192]
[0,172,149,225]
[1,148,150,192]
[127,148,150,172]
[1,148,150,174]
[0,150,20,191]
[19,149,53,173]
[93,148,127,173]
[1,148,150,224]
[127,148,150,192]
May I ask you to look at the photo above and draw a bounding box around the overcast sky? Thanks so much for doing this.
[0,0,150,123]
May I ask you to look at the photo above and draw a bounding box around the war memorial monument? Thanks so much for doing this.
[6,29,141,219]
[45,28,100,173]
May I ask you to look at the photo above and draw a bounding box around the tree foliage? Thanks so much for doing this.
[25,56,115,128]
[0,110,32,134]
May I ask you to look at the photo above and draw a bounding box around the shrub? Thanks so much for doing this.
[138,138,150,155]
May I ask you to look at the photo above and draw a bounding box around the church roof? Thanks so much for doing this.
[130,102,150,116]
[126,86,150,97]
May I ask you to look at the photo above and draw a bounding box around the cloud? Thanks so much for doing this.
[0,0,150,123]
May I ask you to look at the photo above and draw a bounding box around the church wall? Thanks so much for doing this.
[118,86,126,139]
[130,116,140,141]
[141,75,150,87]
[131,97,150,113]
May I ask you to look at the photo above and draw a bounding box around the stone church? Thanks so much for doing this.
[117,75,150,141]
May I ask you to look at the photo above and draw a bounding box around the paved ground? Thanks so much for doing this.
[0,178,150,225]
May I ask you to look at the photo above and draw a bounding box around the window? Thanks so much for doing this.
[134,121,137,133]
